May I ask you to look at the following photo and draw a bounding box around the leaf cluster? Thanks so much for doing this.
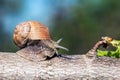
[98,39,120,58]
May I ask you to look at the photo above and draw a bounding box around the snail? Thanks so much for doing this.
[13,21,68,61]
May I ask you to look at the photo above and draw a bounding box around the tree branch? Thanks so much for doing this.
[0,52,120,80]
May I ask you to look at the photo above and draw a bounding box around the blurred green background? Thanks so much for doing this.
[0,0,120,54]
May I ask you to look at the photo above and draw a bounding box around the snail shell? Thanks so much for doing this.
[13,21,68,61]
[13,21,51,48]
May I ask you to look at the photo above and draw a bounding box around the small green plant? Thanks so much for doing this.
[97,38,120,58]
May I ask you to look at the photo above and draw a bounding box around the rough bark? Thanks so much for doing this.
[0,52,120,80]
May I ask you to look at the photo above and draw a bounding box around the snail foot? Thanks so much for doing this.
[16,45,55,62]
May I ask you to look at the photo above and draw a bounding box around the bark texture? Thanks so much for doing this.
[0,52,120,80]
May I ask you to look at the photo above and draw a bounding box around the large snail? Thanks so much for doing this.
[13,21,68,61]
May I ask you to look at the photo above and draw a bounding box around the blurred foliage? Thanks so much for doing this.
[1,0,120,54]
[0,0,22,52]
[51,0,120,54]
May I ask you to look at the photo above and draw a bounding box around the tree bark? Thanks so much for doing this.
[0,52,120,80]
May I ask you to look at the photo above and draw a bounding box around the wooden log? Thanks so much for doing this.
[0,52,120,80]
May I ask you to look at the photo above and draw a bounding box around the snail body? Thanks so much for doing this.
[13,21,68,61]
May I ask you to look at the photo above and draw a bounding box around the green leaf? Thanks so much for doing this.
[97,39,120,58]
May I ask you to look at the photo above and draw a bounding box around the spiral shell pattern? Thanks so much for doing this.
[13,21,51,48]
